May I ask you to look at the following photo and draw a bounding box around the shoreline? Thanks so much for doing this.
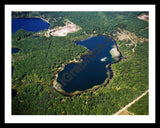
[44,19,82,37]
[12,17,122,96]
[12,16,50,24]
[52,35,122,97]
[12,46,21,50]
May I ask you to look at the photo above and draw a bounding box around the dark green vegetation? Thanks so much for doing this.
[12,32,88,82]
[12,11,148,115]
[12,11,148,36]
[128,93,149,115]
[12,12,65,29]
[12,29,34,41]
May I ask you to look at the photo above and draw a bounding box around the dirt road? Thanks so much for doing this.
[113,90,149,115]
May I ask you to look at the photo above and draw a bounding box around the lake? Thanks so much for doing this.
[12,18,50,53]
[12,18,50,34]
[11,18,121,96]
[12,18,50,98]
[55,35,121,95]
[12,18,50,72]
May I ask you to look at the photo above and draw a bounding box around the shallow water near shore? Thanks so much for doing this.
[11,18,121,96]
[56,35,121,94]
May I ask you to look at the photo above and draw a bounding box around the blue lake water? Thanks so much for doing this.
[12,18,50,54]
[12,18,50,98]
[11,18,121,95]
[12,18,50,34]
[57,35,120,93]
[12,18,50,75]
[12,47,20,54]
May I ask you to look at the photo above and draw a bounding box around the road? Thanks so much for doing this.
[121,31,137,53]
[113,89,149,115]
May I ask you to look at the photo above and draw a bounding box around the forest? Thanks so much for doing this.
[12,11,148,36]
[12,11,148,115]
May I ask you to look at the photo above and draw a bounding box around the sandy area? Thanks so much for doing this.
[100,57,108,62]
[118,34,129,41]
[137,13,149,22]
[117,110,130,115]
[117,29,148,53]
[44,19,81,37]
[110,45,120,58]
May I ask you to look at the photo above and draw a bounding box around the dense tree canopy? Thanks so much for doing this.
[12,11,149,115]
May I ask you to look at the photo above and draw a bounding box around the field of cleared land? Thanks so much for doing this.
[44,19,81,37]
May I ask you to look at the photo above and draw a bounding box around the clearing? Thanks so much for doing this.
[116,28,148,53]
[137,13,149,22]
[44,19,81,37]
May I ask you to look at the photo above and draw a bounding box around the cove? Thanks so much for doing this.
[53,35,122,96]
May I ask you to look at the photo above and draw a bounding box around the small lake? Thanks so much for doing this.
[12,47,20,54]
[12,18,50,73]
[12,18,50,34]
[55,35,121,95]
[11,18,121,96]
[12,18,50,98]
[12,18,50,53]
